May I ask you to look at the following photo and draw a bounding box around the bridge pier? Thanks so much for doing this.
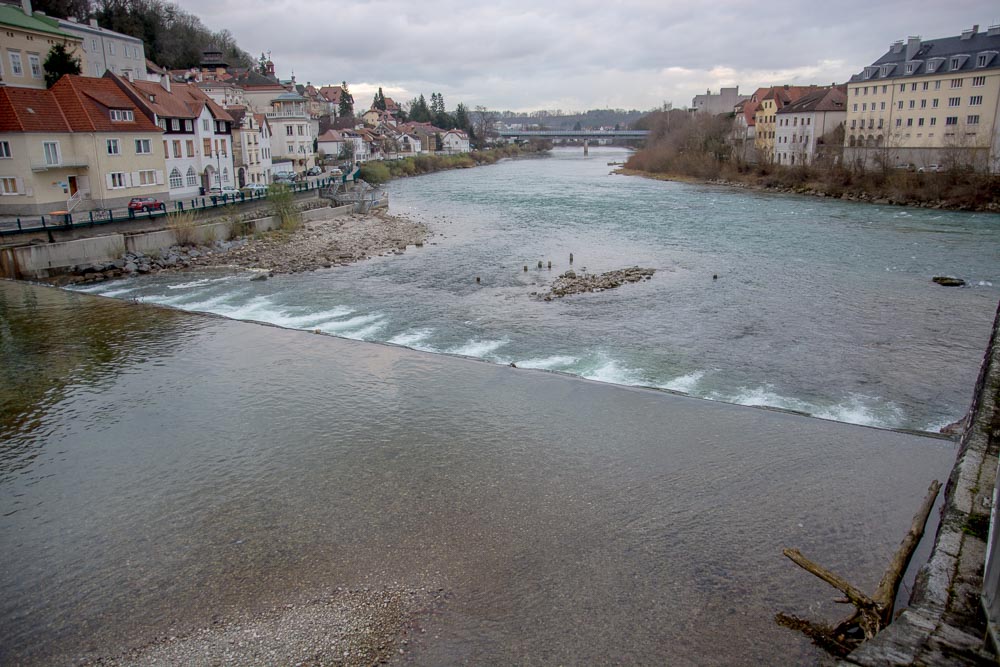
[583,139,588,156]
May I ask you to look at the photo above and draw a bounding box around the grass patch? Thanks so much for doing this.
[268,184,302,232]
[167,210,197,246]
[962,513,990,540]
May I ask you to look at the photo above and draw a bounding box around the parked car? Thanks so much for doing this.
[306,166,323,176]
[127,197,166,212]
[917,164,943,173]
[894,163,916,171]
[242,183,268,195]
[209,186,240,198]
[272,172,296,184]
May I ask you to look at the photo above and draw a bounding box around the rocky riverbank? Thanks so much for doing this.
[539,267,655,300]
[48,209,429,286]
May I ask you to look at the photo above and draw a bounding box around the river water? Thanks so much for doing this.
[0,281,958,665]
[72,147,1000,432]
[1,149,997,664]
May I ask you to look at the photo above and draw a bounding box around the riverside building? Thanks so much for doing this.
[844,24,1000,172]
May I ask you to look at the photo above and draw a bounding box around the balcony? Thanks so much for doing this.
[31,157,90,172]
[265,110,308,119]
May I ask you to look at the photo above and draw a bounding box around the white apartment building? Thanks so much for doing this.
[774,86,847,165]
[265,91,317,172]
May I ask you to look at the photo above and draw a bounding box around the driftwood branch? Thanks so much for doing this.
[778,479,941,654]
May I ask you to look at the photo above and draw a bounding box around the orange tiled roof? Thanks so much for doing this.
[0,86,72,132]
[49,75,161,133]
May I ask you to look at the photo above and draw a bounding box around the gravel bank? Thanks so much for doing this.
[86,586,446,666]
[185,210,430,276]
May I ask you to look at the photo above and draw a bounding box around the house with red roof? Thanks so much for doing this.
[0,75,166,216]
[109,72,236,197]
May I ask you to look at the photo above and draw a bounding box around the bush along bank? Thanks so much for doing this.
[359,142,550,185]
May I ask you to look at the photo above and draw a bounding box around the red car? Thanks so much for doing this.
[128,197,166,212]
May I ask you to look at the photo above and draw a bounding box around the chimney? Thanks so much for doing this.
[890,40,904,54]
[89,18,97,27]
[124,70,133,82]
[989,24,1000,37]
[20,0,31,16]
[905,36,921,60]
[160,73,171,92]
[960,25,979,40]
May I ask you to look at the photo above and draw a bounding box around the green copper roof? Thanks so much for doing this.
[0,5,76,39]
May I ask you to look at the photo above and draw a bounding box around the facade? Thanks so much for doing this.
[316,129,346,160]
[0,1,84,90]
[692,86,749,115]
[319,85,352,117]
[775,86,847,165]
[56,16,145,80]
[0,75,166,215]
[440,129,470,153]
[844,25,1000,171]
[265,91,317,172]
[754,86,818,161]
[111,73,235,199]
[229,108,272,186]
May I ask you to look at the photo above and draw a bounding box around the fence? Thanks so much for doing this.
[1,177,342,237]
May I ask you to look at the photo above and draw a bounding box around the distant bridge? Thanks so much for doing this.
[498,129,648,139]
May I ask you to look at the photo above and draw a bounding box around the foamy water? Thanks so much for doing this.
[68,147,1000,432]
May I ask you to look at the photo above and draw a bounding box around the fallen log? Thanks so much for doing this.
[778,479,941,654]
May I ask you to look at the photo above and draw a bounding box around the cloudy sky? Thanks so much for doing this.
[178,0,998,113]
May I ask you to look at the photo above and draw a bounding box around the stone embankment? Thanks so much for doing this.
[539,267,654,300]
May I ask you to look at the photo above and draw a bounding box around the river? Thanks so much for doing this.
[71,147,1000,432]
[1,147,997,664]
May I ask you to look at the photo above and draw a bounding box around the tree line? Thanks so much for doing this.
[31,0,254,70]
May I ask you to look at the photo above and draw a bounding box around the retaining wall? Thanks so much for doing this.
[0,204,354,279]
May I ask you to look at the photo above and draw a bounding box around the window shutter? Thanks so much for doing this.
[14,177,23,194]
[130,172,139,187]
[155,170,164,185]
[106,173,114,189]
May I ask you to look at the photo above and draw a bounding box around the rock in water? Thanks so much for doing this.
[932,276,965,287]
[542,266,654,299]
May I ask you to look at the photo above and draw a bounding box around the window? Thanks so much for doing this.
[895,119,902,127]
[880,102,886,110]
[922,82,929,90]
[202,119,210,132]
[186,140,194,157]
[918,118,924,126]
[972,76,986,87]
[948,97,961,107]
[108,42,115,56]
[882,85,887,93]
[109,172,127,188]
[920,99,927,108]
[909,100,915,108]
[184,119,193,132]
[932,99,939,108]
[910,82,917,91]
[945,117,958,125]
[91,38,97,51]
[297,125,305,136]
[897,101,903,109]
[110,109,134,122]
[43,141,60,165]
[138,169,156,185]
[28,54,41,78]
[0,177,19,194]
[220,139,227,156]
[286,126,294,136]
[970,95,983,106]
[906,118,913,127]
[930,118,937,126]
[0,141,10,158]
[899,84,905,92]
[134,138,151,154]
[9,51,23,76]
[977,54,988,67]
[287,143,294,153]
[950,78,963,88]
[222,167,229,183]
[123,45,129,58]
[172,140,181,158]
[169,118,179,131]
[950,57,960,70]
[186,166,198,186]
[169,167,183,188]
[107,138,120,155]
[967,115,980,125]
[878,119,884,129]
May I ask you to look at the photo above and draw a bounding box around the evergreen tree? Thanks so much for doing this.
[453,103,471,132]
[43,43,81,88]
[338,81,353,118]
[432,93,452,129]
[373,87,387,111]
[409,94,431,123]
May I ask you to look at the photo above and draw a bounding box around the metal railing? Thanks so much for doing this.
[0,177,339,236]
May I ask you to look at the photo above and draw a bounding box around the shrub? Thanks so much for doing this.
[167,210,197,246]
[268,184,301,232]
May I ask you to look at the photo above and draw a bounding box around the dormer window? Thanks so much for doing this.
[148,94,155,103]
[863,67,877,79]
[879,63,895,77]
[950,55,969,70]
[109,109,134,122]
[926,58,944,73]
[905,61,921,74]
[977,52,997,67]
